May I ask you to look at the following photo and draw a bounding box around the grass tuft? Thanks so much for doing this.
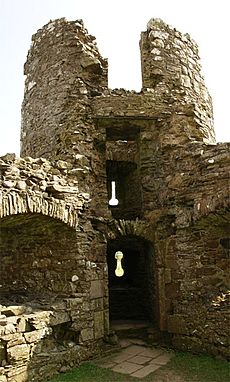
[47,352,230,382]
[169,352,230,382]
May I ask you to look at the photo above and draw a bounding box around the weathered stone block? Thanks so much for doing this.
[6,316,18,325]
[16,317,27,333]
[49,311,70,326]
[94,311,104,339]
[6,366,28,382]
[1,306,26,316]
[7,344,30,363]
[0,342,6,364]
[90,298,103,311]
[167,315,188,335]
[66,298,83,309]
[81,328,94,341]
[2,333,25,347]
[4,323,16,335]
[165,283,180,298]
[24,327,52,343]
[27,311,51,329]
[164,268,171,284]
[90,280,104,299]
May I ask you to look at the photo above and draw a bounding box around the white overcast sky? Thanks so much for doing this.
[0,0,229,156]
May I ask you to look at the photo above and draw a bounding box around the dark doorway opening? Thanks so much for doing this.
[107,236,155,324]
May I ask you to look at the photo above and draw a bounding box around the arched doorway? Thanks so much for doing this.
[107,236,156,325]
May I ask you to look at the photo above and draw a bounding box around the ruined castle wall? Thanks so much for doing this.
[147,141,230,358]
[170,222,229,358]
[93,73,229,359]
[0,298,107,382]
[93,90,213,147]
[140,19,215,144]
[1,19,112,380]
[97,105,229,358]
[0,16,229,381]
[0,154,90,225]
[115,135,229,359]
[140,142,230,216]
[0,154,109,381]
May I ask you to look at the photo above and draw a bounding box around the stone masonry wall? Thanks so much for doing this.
[167,217,229,358]
[101,113,230,358]
[93,96,229,358]
[21,18,109,222]
[0,16,229,382]
[0,299,106,382]
[21,18,107,160]
[140,18,214,143]
[0,154,110,381]
[0,153,89,226]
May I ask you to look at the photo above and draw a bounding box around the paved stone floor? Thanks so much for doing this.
[94,339,174,379]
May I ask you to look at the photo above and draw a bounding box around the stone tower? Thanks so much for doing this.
[21,18,108,160]
[140,18,215,144]
[21,18,215,159]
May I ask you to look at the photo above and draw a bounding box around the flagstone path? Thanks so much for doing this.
[93,338,174,379]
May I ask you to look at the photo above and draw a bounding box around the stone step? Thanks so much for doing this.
[109,320,171,347]
[110,320,155,341]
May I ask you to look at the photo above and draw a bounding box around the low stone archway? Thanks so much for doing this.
[107,235,156,325]
[0,212,109,381]
[0,212,83,300]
